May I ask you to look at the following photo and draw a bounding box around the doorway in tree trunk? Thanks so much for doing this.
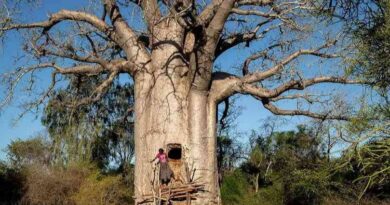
[167,143,184,184]
[139,143,206,204]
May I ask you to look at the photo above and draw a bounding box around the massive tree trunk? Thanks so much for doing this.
[132,20,219,204]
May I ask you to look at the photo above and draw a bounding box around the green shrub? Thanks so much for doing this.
[283,169,328,205]
[72,171,133,205]
[221,170,250,205]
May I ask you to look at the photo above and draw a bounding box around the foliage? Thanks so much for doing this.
[217,135,243,178]
[20,163,89,205]
[220,170,251,205]
[42,76,135,169]
[283,169,329,205]
[336,138,390,200]
[72,171,133,205]
[0,160,134,205]
[1,122,388,205]
[342,0,390,92]
[7,136,51,168]
[241,145,266,192]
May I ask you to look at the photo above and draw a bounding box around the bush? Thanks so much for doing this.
[72,171,133,205]
[21,163,89,205]
[221,170,250,205]
[0,162,25,204]
[283,169,328,205]
[221,170,285,205]
[19,162,133,205]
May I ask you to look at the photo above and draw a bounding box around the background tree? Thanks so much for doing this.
[42,76,135,170]
[0,0,374,204]
[216,97,243,182]
[7,136,51,168]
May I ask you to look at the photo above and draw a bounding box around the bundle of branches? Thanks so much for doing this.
[139,182,205,204]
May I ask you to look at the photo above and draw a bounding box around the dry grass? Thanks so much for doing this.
[20,164,89,205]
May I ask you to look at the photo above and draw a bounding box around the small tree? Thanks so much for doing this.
[7,136,51,168]
[243,145,264,193]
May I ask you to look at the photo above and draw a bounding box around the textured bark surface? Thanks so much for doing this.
[134,87,219,204]
[132,19,219,204]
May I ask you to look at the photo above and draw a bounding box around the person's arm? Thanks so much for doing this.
[150,155,157,163]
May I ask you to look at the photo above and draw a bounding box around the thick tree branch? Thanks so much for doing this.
[270,93,324,104]
[198,0,274,26]
[231,8,280,18]
[237,76,364,99]
[52,64,105,75]
[209,41,341,102]
[1,7,147,75]
[1,10,112,36]
[197,0,224,26]
[103,0,151,74]
[260,97,350,120]
[236,0,274,6]
[139,0,161,30]
[205,0,236,51]
[219,97,230,131]
[209,71,367,104]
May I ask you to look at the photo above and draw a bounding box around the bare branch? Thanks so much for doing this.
[15,72,59,120]
[52,64,105,75]
[242,41,338,83]
[236,0,274,6]
[270,93,325,104]
[260,97,350,120]
[0,63,52,109]
[237,76,364,99]
[210,71,367,105]
[266,76,365,98]
[0,58,131,111]
[74,70,119,107]
[1,10,112,36]
[241,42,287,75]
[54,70,120,108]
[199,0,274,26]
[216,22,283,58]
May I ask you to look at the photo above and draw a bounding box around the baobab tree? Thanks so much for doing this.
[0,0,369,204]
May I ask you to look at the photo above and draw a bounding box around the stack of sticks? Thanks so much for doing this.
[138,182,205,204]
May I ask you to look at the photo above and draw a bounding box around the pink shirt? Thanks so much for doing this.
[156,153,167,163]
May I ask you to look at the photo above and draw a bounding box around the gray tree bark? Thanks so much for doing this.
[131,19,220,204]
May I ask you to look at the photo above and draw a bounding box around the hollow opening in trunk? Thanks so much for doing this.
[167,144,182,160]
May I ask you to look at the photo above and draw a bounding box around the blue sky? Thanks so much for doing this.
[0,0,368,160]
